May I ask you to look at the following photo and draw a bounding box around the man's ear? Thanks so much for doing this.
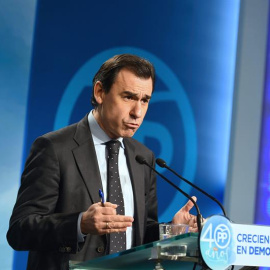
[93,81,105,105]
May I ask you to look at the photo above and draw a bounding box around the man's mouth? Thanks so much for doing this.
[124,123,140,129]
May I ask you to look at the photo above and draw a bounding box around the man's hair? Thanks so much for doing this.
[91,54,155,108]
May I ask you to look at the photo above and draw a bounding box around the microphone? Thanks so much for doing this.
[156,158,227,217]
[135,155,203,232]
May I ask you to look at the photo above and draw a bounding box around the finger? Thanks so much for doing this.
[96,202,118,209]
[187,215,196,226]
[114,215,134,222]
[100,221,133,234]
[99,207,117,216]
[104,215,134,223]
[96,216,133,230]
[103,227,129,234]
[96,227,129,235]
[95,220,133,234]
[87,202,117,213]
[188,226,199,233]
[105,221,133,229]
[102,202,118,208]
[182,196,197,212]
[189,221,198,229]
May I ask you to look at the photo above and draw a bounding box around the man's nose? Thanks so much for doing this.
[130,101,142,119]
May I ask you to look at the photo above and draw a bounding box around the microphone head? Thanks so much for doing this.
[135,155,147,165]
[156,158,167,168]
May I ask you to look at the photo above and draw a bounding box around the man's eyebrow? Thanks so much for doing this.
[144,94,152,100]
[122,91,138,96]
[122,91,152,99]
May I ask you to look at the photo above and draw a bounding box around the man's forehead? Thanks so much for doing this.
[114,70,153,94]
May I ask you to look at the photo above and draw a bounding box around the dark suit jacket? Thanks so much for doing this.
[7,115,159,270]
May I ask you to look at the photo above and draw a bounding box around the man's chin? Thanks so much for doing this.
[122,129,138,138]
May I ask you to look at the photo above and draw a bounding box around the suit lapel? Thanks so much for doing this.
[72,115,103,204]
[124,139,145,246]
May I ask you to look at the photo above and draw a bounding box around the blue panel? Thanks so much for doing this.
[255,6,270,270]
[13,0,240,267]
[255,5,270,226]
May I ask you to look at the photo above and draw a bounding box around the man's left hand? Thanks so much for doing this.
[172,196,199,232]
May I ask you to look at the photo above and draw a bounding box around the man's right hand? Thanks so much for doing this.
[81,202,134,235]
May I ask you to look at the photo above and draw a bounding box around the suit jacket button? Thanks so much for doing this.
[66,247,72,252]
[96,246,104,253]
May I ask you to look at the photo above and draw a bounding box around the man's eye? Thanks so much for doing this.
[142,99,149,104]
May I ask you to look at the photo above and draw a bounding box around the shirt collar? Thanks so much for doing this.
[88,110,124,148]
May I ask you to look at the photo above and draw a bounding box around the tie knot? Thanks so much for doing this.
[106,140,121,155]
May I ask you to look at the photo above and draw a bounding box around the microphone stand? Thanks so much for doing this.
[156,158,227,217]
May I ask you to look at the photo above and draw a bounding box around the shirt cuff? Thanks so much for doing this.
[77,212,86,243]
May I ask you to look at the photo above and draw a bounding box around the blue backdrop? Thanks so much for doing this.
[255,5,270,228]
[13,0,240,268]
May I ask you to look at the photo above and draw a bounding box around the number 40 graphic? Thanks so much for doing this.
[201,222,231,249]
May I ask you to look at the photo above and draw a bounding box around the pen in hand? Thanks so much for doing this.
[99,189,105,207]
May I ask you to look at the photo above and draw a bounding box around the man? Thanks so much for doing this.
[7,54,197,269]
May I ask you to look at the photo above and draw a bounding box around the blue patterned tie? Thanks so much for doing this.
[106,140,126,254]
